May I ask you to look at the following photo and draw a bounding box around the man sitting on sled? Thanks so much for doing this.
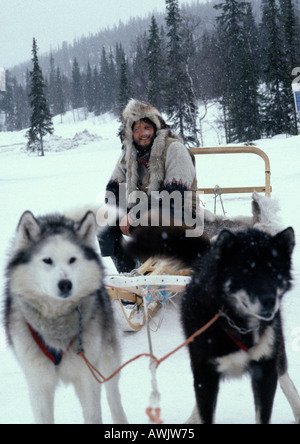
[99,99,201,273]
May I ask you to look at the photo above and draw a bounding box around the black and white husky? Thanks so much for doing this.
[3,211,128,424]
[128,194,300,424]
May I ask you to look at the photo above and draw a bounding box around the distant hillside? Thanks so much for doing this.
[10,0,230,84]
[5,0,297,144]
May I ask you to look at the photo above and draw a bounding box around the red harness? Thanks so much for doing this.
[27,323,76,366]
[224,329,249,352]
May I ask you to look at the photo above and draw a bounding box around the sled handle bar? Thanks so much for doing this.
[191,146,272,197]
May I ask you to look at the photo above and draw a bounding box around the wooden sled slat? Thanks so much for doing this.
[106,258,190,331]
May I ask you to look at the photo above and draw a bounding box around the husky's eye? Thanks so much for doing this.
[69,257,77,264]
[43,258,53,265]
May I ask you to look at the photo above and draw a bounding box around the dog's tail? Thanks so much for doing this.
[126,225,210,266]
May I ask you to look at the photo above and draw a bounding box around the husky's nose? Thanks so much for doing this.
[261,294,276,315]
[58,279,73,297]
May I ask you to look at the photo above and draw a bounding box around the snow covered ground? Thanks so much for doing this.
[0,109,300,424]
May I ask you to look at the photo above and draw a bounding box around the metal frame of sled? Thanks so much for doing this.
[105,145,272,331]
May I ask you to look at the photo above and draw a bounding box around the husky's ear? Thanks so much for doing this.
[214,229,236,260]
[15,211,41,249]
[272,227,295,257]
[77,211,97,247]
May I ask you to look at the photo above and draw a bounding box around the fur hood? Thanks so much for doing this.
[119,99,185,197]
[120,99,169,143]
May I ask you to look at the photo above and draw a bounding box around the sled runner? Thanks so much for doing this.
[105,145,272,331]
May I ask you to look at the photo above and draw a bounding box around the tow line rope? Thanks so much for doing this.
[77,303,222,424]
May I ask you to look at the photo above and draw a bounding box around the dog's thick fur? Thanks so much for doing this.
[126,192,278,265]
[129,194,300,424]
[4,211,128,424]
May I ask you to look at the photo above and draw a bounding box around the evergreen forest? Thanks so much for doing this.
[1,0,300,144]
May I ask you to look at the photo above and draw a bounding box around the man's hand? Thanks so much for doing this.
[120,214,132,236]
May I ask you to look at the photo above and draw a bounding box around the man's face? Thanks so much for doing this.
[133,120,155,150]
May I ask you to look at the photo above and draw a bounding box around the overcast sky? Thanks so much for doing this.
[0,0,200,69]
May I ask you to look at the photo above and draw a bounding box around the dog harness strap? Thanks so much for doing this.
[27,323,75,366]
[224,329,249,352]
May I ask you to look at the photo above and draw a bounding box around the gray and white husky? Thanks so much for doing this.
[3,210,128,424]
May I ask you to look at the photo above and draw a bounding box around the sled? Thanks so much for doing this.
[105,145,272,331]
[105,258,190,331]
